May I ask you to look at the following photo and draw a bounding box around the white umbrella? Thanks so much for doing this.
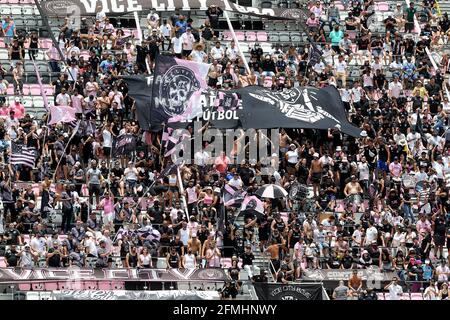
[255,184,288,199]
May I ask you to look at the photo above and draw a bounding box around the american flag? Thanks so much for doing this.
[10,142,36,168]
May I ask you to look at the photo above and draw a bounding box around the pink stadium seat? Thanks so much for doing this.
[7,0,19,4]
[57,282,71,290]
[98,281,111,290]
[235,31,245,41]
[18,283,31,291]
[44,282,58,290]
[377,293,385,300]
[410,293,423,300]
[400,293,411,300]
[377,2,390,11]
[0,257,6,267]
[221,258,232,268]
[84,281,98,290]
[22,84,31,96]
[29,84,42,96]
[246,32,256,42]
[222,31,232,41]
[32,282,45,291]
[41,39,53,49]
[335,3,345,10]
[111,281,125,290]
[256,31,268,42]
[7,85,14,95]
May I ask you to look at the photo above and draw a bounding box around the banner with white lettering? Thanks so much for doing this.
[47,290,220,300]
[0,268,228,283]
[112,133,137,157]
[38,0,308,20]
[253,283,323,300]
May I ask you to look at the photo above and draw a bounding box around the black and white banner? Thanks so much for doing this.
[38,0,308,20]
[301,268,397,290]
[234,86,362,137]
[112,133,137,157]
[253,283,323,301]
[49,290,220,300]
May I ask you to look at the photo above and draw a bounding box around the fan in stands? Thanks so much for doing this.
[0,0,449,302]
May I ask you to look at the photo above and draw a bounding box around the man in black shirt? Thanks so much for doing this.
[205,5,223,29]
[5,244,19,267]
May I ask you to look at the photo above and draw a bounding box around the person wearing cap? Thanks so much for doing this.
[180,24,195,58]
[46,240,63,267]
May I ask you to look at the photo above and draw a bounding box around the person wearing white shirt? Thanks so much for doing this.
[364,222,378,246]
[357,157,370,190]
[147,11,160,31]
[159,19,172,51]
[210,41,225,61]
[384,278,403,300]
[313,61,325,74]
[189,43,207,63]
[171,33,183,57]
[56,88,71,106]
[194,150,211,166]
[388,77,403,98]
[226,41,239,61]
[30,234,47,257]
[180,28,195,57]
[335,55,347,87]
[228,174,243,189]
[407,129,421,153]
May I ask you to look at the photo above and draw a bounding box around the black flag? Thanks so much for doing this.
[122,75,153,131]
[308,42,323,67]
[234,85,362,137]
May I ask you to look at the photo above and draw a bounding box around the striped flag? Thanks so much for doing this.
[10,142,36,168]
[162,127,191,157]
[308,42,323,67]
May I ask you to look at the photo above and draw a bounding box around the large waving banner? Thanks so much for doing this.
[151,55,210,125]
[38,0,307,20]
[234,86,362,137]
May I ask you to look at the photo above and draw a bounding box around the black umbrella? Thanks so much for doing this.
[255,184,288,199]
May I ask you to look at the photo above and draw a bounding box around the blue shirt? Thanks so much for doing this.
[2,21,15,37]
[422,265,433,280]
[175,20,187,34]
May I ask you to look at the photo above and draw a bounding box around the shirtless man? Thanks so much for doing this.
[344,175,363,211]
[344,175,363,197]
[309,153,323,197]
[279,129,292,154]
[187,234,202,261]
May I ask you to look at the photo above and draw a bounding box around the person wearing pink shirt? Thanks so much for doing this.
[416,214,432,242]
[389,157,403,179]
[9,98,25,119]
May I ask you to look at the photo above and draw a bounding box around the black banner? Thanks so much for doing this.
[234,86,362,137]
[112,133,137,157]
[122,75,153,131]
[308,42,323,67]
[253,283,323,301]
[38,0,308,20]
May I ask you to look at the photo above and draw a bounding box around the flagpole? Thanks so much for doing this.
[223,8,251,75]
[52,120,80,182]
[177,165,189,217]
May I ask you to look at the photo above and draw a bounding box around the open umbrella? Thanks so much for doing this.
[255,184,288,199]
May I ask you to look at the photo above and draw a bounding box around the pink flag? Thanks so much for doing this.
[48,105,76,125]
[32,59,49,111]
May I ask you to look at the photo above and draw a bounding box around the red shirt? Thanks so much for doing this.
[214,155,230,174]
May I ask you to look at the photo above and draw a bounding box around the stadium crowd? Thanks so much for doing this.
[0,0,449,300]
